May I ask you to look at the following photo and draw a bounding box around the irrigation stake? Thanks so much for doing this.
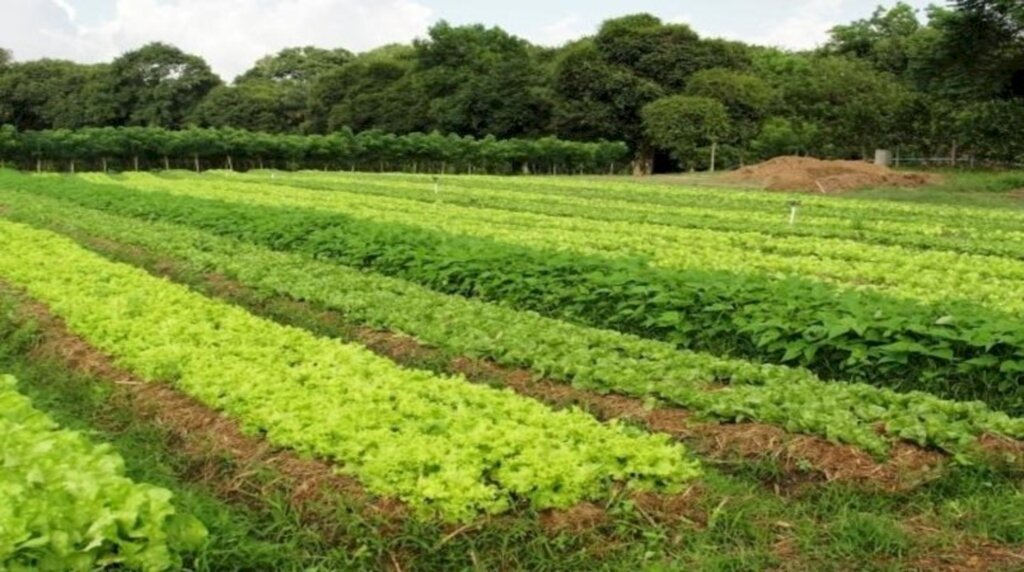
[432,175,440,195]
[788,200,801,225]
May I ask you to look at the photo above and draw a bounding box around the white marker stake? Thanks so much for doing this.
[788,200,800,225]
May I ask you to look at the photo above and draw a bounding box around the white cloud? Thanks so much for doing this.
[746,0,847,50]
[666,13,694,26]
[538,14,586,46]
[52,0,79,22]
[0,1,78,61]
[2,0,434,80]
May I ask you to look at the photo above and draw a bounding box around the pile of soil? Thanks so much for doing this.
[724,156,937,193]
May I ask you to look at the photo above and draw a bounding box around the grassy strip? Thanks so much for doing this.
[11,174,1024,415]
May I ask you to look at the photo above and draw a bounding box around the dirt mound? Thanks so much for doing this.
[724,156,937,193]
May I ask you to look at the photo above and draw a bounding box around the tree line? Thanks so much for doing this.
[0,125,629,175]
[1,0,1021,174]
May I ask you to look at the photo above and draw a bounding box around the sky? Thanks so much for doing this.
[2,0,939,81]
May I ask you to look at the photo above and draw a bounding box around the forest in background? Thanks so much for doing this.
[0,0,1021,173]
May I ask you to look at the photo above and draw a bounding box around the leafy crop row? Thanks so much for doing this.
[5,191,1024,460]
[0,220,697,522]
[277,170,1024,254]
[16,176,1024,414]
[0,375,204,571]
[94,172,1024,314]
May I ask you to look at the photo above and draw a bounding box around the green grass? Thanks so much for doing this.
[619,167,1024,210]
[843,170,1024,210]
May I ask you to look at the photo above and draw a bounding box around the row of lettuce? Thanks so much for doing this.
[9,173,1024,414]
[218,170,1024,258]
[0,375,205,571]
[385,171,1024,232]
[3,187,1024,462]
[0,219,699,523]
[145,171,1024,314]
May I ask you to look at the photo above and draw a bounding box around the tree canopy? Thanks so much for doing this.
[1,3,1022,172]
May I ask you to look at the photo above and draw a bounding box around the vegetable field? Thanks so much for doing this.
[3,169,1024,571]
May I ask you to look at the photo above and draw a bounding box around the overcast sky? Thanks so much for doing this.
[2,0,938,81]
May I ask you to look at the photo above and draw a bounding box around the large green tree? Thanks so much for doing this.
[307,45,428,134]
[413,22,551,138]
[108,42,221,128]
[824,2,923,75]
[191,82,302,133]
[685,68,774,144]
[204,46,354,133]
[237,46,352,83]
[0,60,116,130]
[930,0,1024,99]
[552,14,750,173]
[752,49,907,158]
[642,95,731,171]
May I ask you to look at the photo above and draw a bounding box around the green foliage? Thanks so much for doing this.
[642,95,731,169]
[928,0,1024,100]
[16,172,1024,417]
[824,2,923,75]
[551,39,664,151]
[100,170,1024,309]
[955,100,1024,163]
[0,3,1021,166]
[237,46,352,84]
[415,22,552,138]
[0,60,116,130]
[309,45,427,134]
[0,374,205,571]
[190,82,305,134]
[108,42,221,129]
[749,117,818,157]
[9,183,1024,461]
[751,52,908,158]
[685,68,775,139]
[0,125,628,174]
[550,14,750,169]
[0,218,698,522]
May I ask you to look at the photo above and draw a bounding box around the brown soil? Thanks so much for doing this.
[724,156,938,193]
[911,542,1024,572]
[901,518,1024,572]
[539,502,608,534]
[975,433,1024,470]
[449,357,944,492]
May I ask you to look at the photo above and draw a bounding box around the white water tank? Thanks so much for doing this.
[874,149,893,167]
